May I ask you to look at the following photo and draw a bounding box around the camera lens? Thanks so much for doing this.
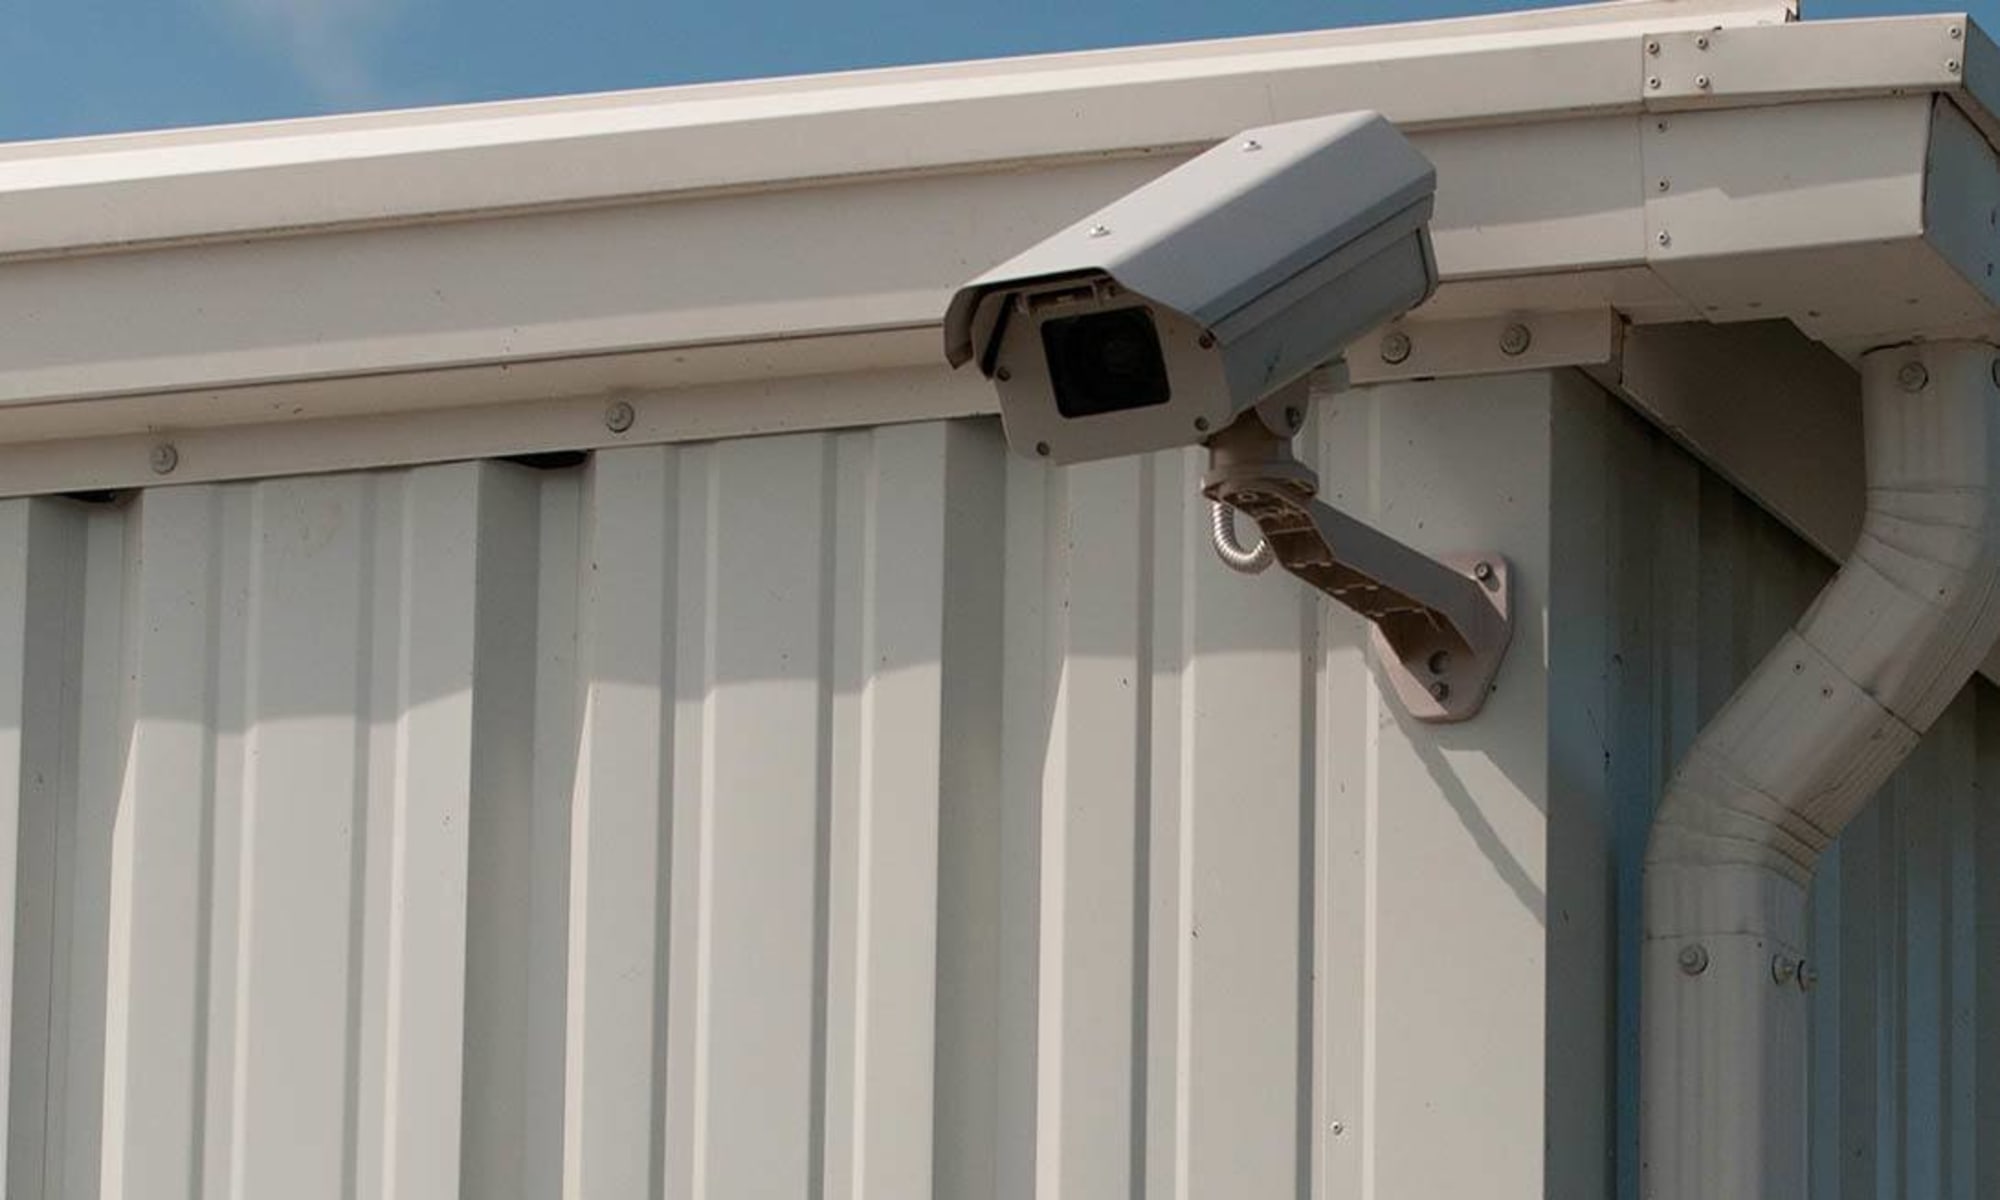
[1041,307,1172,419]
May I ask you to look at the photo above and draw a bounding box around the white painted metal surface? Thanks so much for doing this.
[8,1,2000,489]
[0,371,1584,1198]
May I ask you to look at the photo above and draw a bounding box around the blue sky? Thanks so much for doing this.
[0,0,1981,143]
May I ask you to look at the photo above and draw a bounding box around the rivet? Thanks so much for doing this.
[1380,330,1413,365]
[1678,943,1710,976]
[1087,224,1112,238]
[1330,1119,1346,1135]
[1695,34,1710,49]
[1473,561,1495,583]
[1951,25,1964,39]
[1646,40,1660,55]
[149,443,179,476]
[604,400,636,433]
[1429,680,1451,701]
[1797,961,1819,992]
[995,366,1013,382]
[1657,178,1671,192]
[1898,361,1930,393]
[1772,954,1799,986]
[1193,417,1211,433]
[1648,76,1662,89]
[1285,406,1303,429]
[1035,441,1052,457]
[1695,74,1711,89]
[1241,138,1263,152]
[1197,332,1216,349]
[1656,230,1672,247]
[1948,58,1962,73]
[1499,323,1532,356]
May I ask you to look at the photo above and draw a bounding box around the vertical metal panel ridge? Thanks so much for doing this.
[0,498,91,1200]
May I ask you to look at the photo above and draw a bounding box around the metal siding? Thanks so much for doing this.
[0,376,1981,1198]
[1564,384,2000,1200]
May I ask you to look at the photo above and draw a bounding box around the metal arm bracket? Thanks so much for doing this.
[1200,410,1512,723]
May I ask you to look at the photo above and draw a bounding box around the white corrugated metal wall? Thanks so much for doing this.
[1558,385,2000,1200]
[0,369,1988,1198]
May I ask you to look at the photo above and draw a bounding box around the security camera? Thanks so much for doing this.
[943,110,1438,465]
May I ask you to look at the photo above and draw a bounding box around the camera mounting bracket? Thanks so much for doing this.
[1200,409,1511,723]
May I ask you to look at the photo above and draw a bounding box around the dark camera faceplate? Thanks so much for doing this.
[1040,307,1173,419]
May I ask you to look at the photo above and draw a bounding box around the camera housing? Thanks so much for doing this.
[944,110,1439,464]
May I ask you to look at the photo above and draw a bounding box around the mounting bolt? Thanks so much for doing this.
[1678,943,1710,976]
[1695,74,1711,89]
[1473,560,1495,583]
[1499,323,1532,356]
[149,443,179,476]
[604,400,636,433]
[1798,961,1819,992]
[1379,330,1413,364]
[1087,224,1112,238]
[1772,954,1800,986]
[1898,361,1930,393]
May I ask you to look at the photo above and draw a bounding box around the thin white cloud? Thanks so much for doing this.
[209,0,401,106]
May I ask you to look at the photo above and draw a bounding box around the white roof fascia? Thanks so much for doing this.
[0,0,1793,259]
[3,1,2000,501]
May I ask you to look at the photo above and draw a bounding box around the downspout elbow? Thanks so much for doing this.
[1641,343,2000,1199]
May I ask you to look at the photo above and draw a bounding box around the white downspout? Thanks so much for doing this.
[1640,340,2000,1198]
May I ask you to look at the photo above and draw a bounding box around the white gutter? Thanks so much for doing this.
[1640,339,2000,1197]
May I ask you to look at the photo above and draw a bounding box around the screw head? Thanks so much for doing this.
[1952,25,1963,38]
[604,400,636,433]
[1648,76,1662,89]
[1197,332,1216,349]
[1034,441,1051,457]
[1657,178,1671,192]
[1772,954,1799,986]
[149,443,179,476]
[1499,324,1532,357]
[1656,230,1672,247]
[1428,680,1451,701]
[1695,34,1709,49]
[1948,58,1962,73]
[1240,138,1262,152]
[1695,74,1711,89]
[1898,361,1930,393]
[1473,560,1495,582]
[1087,224,1111,239]
[995,366,1013,382]
[1677,943,1710,976]
[1330,1120,1346,1136]
[1380,330,1413,365]
[1193,417,1211,433]
[1285,406,1303,429]
[1797,961,1819,992]
[1646,39,1660,55]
